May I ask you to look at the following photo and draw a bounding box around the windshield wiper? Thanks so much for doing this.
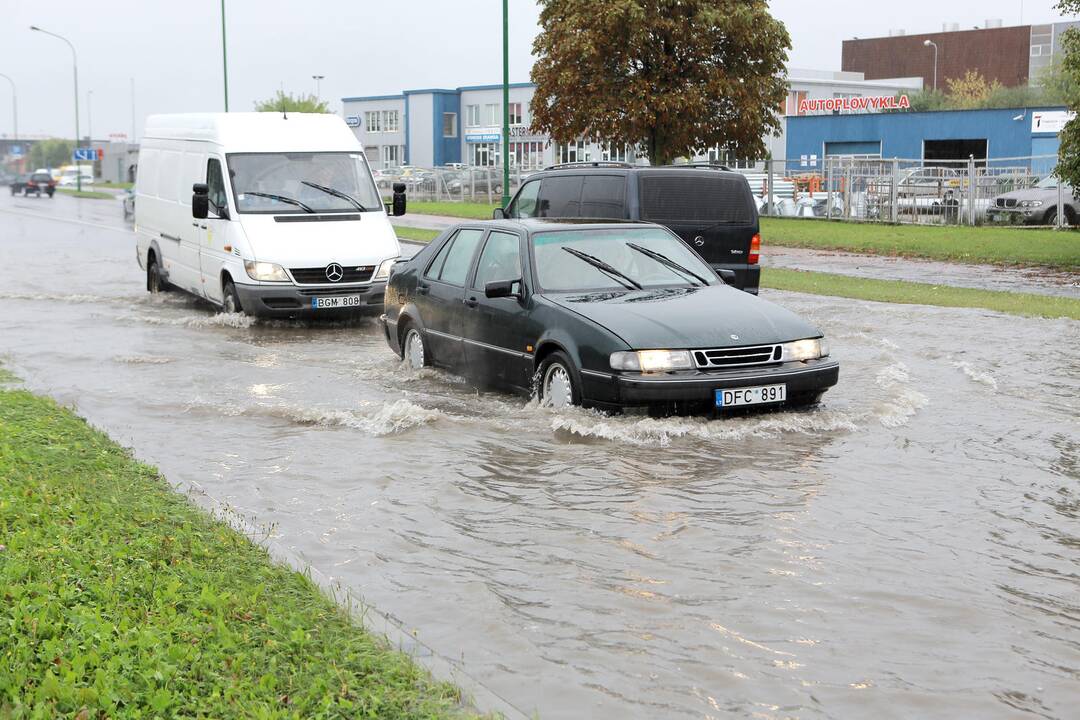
[561,246,642,290]
[626,242,709,287]
[300,180,371,212]
[244,191,314,213]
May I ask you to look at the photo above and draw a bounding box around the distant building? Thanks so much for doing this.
[341,70,920,170]
[842,20,1080,90]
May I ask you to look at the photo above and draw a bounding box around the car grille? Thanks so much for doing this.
[995,198,1018,209]
[290,265,374,284]
[693,344,781,369]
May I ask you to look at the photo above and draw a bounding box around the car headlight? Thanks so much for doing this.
[373,257,398,281]
[1020,200,1043,208]
[780,337,828,362]
[244,260,289,282]
[610,349,694,372]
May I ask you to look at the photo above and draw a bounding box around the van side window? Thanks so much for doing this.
[509,180,540,218]
[207,159,228,216]
[537,175,582,217]
[579,176,626,219]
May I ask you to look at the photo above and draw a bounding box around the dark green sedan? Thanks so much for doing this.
[380,220,838,413]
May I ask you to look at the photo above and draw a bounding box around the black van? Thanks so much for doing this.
[494,163,761,293]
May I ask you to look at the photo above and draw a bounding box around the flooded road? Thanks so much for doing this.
[2,192,1078,719]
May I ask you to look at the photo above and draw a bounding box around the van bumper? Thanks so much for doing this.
[233,281,387,318]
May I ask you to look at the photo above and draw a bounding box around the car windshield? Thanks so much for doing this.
[227,152,381,214]
[532,227,719,292]
[1036,175,1062,189]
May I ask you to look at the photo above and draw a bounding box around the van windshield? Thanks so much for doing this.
[227,152,382,214]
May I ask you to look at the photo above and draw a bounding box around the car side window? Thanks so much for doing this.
[425,235,455,279]
[207,158,228,216]
[472,231,522,289]
[433,229,485,286]
[579,175,626,218]
[537,175,583,217]
[509,180,540,218]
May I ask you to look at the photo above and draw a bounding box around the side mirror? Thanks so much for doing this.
[717,269,736,284]
[192,182,209,219]
[492,207,507,219]
[392,182,407,217]
[485,278,522,299]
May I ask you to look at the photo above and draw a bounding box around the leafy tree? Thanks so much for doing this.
[902,89,951,112]
[28,138,74,169]
[945,71,1001,109]
[253,91,329,113]
[529,0,790,165]
[1054,0,1080,187]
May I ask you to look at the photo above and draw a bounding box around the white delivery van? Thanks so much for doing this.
[134,112,406,316]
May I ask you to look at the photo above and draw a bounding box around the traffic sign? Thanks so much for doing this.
[9,144,23,158]
[73,147,98,162]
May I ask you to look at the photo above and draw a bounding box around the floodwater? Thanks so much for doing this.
[2,192,1078,719]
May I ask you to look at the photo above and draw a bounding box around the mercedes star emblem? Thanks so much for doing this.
[325,263,344,282]
[694,236,705,247]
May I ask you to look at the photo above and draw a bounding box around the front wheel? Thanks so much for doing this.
[222,279,243,314]
[401,324,430,369]
[538,351,581,409]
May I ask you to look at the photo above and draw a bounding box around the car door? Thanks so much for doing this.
[461,230,531,389]
[198,156,233,304]
[417,228,485,370]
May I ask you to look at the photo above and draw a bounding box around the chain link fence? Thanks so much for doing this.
[375,166,534,204]
[748,155,1072,228]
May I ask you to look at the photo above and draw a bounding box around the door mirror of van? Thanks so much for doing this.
[717,269,736,285]
[391,183,407,217]
[192,183,209,220]
[485,278,522,299]
[492,207,507,219]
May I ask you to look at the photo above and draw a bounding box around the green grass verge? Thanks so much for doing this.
[93,181,134,190]
[764,267,1080,320]
[407,201,498,220]
[760,217,1080,270]
[0,383,471,719]
[395,226,440,243]
[55,188,115,200]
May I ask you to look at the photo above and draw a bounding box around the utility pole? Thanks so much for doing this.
[221,0,230,111]
[130,77,136,142]
[501,0,510,208]
[30,26,80,191]
[87,89,93,144]
[0,73,16,142]
[312,75,324,100]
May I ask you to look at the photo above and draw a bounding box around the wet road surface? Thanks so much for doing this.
[2,191,1079,719]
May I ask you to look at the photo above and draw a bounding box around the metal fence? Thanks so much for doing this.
[375,166,534,203]
[748,154,1070,228]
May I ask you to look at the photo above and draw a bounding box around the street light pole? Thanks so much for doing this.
[501,0,510,208]
[221,0,229,111]
[0,73,16,142]
[87,89,93,144]
[923,39,939,92]
[30,25,80,191]
[312,75,324,100]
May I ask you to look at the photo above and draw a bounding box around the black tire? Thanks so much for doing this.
[147,254,166,293]
[537,350,582,408]
[222,278,243,314]
[1044,207,1058,226]
[400,321,431,369]
[1067,207,1078,226]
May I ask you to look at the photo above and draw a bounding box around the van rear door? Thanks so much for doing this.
[637,170,760,293]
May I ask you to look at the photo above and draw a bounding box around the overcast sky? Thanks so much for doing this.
[0,0,1073,140]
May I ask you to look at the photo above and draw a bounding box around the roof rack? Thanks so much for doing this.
[542,161,635,171]
[658,163,733,171]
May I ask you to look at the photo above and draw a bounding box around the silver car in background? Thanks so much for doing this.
[988,175,1077,225]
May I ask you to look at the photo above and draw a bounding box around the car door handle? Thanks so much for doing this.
[417,283,430,295]
[192,222,206,229]
[464,296,479,308]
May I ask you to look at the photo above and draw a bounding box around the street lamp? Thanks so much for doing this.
[501,0,510,208]
[221,0,229,111]
[0,72,16,142]
[87,89,93,143]
[30,25,81,191]
[312,75,324,99]
[923,39,939,92]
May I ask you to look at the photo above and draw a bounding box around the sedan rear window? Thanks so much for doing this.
[639,174,754,225]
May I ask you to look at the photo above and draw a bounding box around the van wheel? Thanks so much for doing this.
[538,351,581,409]
[222,279,243,314]
[147,256,167,293]
[401,323,430,369]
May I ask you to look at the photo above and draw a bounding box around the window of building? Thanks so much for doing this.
[485,103,500,126]
[381,145,400,168]
[470,142,500,167]
[509,102,523,125]
[383,110,399,132]
[365,111,382,133]
[509,141,545,169]
[443,113,458,138]
[706,146,755,169]
[557,140,587,164]
[466,105,481,127]
[601,143,629,163]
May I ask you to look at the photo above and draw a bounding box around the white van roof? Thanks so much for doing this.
[142,112,364,153]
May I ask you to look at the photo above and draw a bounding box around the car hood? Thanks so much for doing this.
[544,284,822,349]
[238,211,401,267]
[995,187,1073,202]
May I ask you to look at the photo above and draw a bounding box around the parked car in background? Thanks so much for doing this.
[987,175,1077,225]
[9,173,29,195]
[58,168,95,187]
[897,166,961,198]
[497,162,762,293]
[381,220,836,414]
[444,169,503,196]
